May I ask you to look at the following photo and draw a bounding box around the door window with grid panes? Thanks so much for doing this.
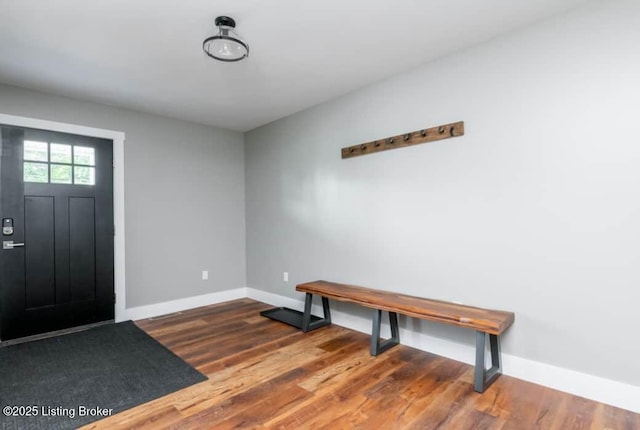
[23,140,96,185]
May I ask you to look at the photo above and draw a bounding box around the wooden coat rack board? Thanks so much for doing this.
[341,121,464,159]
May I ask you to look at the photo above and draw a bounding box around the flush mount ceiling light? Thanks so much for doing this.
[203,16,249,62]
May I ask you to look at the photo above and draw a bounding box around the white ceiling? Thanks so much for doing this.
[0,0,591,132]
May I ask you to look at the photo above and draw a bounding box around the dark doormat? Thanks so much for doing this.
[0,321,207,429]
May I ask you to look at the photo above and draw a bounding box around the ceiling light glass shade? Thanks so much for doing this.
[203,16,249,62]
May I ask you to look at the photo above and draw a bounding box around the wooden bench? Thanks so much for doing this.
[296,280,515,393]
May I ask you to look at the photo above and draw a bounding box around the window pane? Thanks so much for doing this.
[24,140,48,162]
[50,143,72,163]
[74,166,95,185]
[50,164,72,184]
[74,146,95,166]
[24,162,49,183]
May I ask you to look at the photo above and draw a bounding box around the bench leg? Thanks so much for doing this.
[370,310,400,356]
[474,331,502,393]
[301,293,332,332]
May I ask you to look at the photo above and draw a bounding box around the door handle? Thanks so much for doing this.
[2,241,24,249]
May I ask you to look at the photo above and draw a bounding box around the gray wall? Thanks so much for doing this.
[0,84,246,308]
[245,0,640,386]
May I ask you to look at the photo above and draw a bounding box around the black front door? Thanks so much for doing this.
[0,125,114,340]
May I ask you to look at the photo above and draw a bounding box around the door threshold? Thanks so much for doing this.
[0,320,115,347]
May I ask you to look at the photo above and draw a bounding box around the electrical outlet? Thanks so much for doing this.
[202,270,209,280]
[283,272,289,282]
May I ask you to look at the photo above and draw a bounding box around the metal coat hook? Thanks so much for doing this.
[388,138,394,144]
[403,134,411,141]
[420,129,426,137]
[438,126,445,134]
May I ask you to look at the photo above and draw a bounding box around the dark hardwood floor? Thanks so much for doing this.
[81,299,639,429]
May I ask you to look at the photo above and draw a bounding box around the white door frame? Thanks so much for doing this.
[0,113,127,322]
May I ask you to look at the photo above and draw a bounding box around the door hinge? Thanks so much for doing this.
[113,293,116,304]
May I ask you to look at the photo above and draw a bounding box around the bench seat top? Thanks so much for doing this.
[296,280,514,335]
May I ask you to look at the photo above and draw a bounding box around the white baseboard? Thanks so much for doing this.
[246,288,640,413]
[121,288,247,321]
